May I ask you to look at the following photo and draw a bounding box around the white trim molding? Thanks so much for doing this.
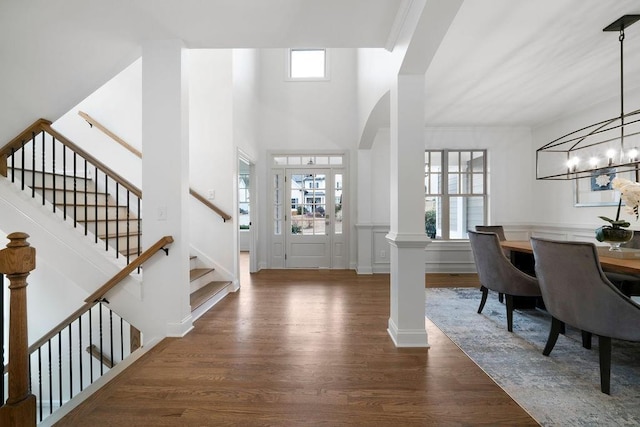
[387,317,430,348]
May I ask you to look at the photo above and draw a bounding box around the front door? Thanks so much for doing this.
[269,153,347,269]
[286,169,331,268]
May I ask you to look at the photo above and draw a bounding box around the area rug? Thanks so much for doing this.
[426,287,640,426]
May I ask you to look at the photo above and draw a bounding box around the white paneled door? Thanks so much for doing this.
[287,170,331,268]
[270,155,346,269]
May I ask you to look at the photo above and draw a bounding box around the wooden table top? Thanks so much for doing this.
[501,240,640,275]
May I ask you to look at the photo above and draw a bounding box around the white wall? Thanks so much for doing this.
[356,48,399,142]
[368,129,392,224]
[53,50,238,282]
[52,59,143,189]
[531,87,640,230]
[232,49,260,161]
[254,48,359,269]
[257,49,358,150]
[188,50,236,280]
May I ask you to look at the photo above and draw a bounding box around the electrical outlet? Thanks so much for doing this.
[380,250,386,258]
[207,189,215,200]
[157,206,167,221]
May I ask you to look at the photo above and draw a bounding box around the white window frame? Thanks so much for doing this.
[285,48,330,82]
[425,149,488,240]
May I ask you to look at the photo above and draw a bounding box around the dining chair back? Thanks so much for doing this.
[475,225,506,241]
[468,230,540,332]
[531,237,640,394]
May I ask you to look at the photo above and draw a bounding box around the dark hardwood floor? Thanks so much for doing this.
[59,259,536,426]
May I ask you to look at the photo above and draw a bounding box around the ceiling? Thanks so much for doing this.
[0,0,404,142]
[424,0,640,127]
[2,0,640,141]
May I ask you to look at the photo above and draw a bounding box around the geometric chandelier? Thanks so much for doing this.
[536,15,640,180]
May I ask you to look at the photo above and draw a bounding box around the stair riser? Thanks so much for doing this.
[69,206,133,222]
[34,188,112,206]
[81,220,141,235]
[103,234,141,251]
[7,169,93,190]
[190,270,217,294]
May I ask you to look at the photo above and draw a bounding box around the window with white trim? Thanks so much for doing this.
[288,49,328,80]
[238,172,250,229]
[425,150,487,240]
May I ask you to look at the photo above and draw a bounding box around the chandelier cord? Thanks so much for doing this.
[620,28,625,152]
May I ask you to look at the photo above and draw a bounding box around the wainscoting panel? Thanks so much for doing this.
[355,223,603,275]
[425,240,475,273]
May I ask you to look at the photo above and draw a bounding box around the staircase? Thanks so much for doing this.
[1,119,234,314]
[12,167,232,315]
[1,119,236,424]
[11,167,142,259]
[189,255,232,319]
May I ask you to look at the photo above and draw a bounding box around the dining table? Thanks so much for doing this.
[501,240,640,275]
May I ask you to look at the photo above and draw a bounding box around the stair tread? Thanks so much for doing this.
[7,168,93,180]
[55,202,120,207]
[190,268,215,282]
[190,281,231,310]
[98,231,141,239]
[32,185,105,194]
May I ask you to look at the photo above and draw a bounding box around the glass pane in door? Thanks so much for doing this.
[334,173,342,234]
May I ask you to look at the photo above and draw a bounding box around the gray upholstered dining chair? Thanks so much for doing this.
[475,225,508,303]
[475,225,507,241]
[531,237,640,394]
[468,230,541,332]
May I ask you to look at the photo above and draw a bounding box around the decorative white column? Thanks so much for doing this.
[386,73,429,347]
[141,40,192,338]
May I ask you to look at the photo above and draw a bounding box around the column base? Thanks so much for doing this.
[387,318,430,348]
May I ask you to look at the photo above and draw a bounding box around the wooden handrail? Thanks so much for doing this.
[84,235,173,303]
[0,119,50,178]
[26,235,173,353]
[78,111,142,158]
[43,123,142,198]
[0,118,142,199]
[190,188,232,222]
[77,113,233,222]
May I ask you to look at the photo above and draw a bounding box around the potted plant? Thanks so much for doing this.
[596,177,640,250]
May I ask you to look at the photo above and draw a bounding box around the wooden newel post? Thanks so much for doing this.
[0,232,36,426]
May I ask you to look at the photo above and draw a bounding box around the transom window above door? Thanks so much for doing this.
[272,154,343,166]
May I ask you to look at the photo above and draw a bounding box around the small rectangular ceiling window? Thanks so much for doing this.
[288,48,328,80]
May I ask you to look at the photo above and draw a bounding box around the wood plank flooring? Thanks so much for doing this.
[59,265,535,426]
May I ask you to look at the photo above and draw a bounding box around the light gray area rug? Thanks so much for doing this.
[426,287,640,426]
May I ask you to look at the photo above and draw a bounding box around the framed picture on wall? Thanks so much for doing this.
[574,168,620,206]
